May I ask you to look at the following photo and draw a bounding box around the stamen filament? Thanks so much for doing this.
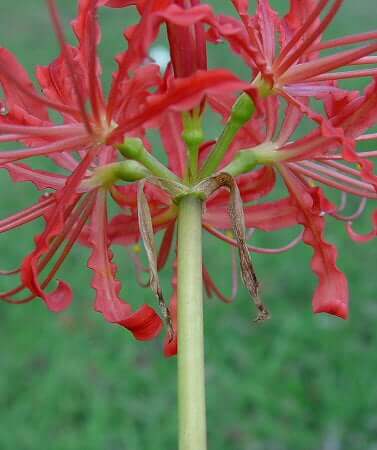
[331,197,367,221]
[0,197,55,233]
[0,136,91,163]
[290,163,377,198]
[299,160,375,191]
[277,0,343,77]
[203,223,304,254]
[310,31,377,52]
[273,0,330,68]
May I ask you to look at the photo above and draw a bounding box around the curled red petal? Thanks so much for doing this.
[5,162,66,190]
[110,70,249,141]
[36,46,89,123]
[281,166,349,319]
[21,255,73,312]
[43,280,73,312]
[0,48,49,122]
[119,304,163,341]
[88,189,163,340]
[346,210,377,243]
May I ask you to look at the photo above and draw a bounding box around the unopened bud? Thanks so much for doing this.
[231,93,255,125]
[182,128,204,148]
[118,138,145,160]
[115,160,150,182]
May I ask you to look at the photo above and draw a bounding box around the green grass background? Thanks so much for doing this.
[0,1,376,449]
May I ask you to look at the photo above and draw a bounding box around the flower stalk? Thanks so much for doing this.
[182,111,204,182]
[177,194,207,450]
[118,138,180,182]
[199,93,256,179]
[223,142,285,177]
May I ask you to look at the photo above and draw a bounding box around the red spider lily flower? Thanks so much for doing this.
[219,76,377,320]
[229,0,377,95]
[0,0,248,342]
[219,0,377,150]
[2,0,374,357]
[0,0,165,339]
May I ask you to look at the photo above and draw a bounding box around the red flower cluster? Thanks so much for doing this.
[0,0,376,356]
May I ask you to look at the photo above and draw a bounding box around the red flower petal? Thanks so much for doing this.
[36,47,89,123]
[5,163,66,190]
[281,166,349,319]
[111,70,249,141]
[0,48,49,123]
[88,189,163,340]
[21,255,73,312]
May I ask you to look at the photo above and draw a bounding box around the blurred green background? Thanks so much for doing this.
[1,1,376,449]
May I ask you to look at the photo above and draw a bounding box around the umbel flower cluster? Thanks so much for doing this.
[0,0,376,356]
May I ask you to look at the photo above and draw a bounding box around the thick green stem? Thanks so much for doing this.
[177,195,207,450]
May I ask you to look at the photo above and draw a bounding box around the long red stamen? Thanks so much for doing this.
[299,161,375,192]
[273,0,330,68]
[317,150,377,159]
[0,197,79,302]
[304,68,377,81]
[281,41,377,85]
[40,194,95,289]
[322,160,367,178]
[0,134,26,143]
[202,264,236,304]
[0,197,55,233]
[331,197,367,221]
[0,268,20,276]
[0,123,86,137]
[310,31,377,52]
[356,133,377,142]
[350,56,377,66]
[290,163,377,198]
[0,135,91,163]
[0,195,94,304]
[277,0,343,77]
[203,223,304,254]
[36,198,83,274]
